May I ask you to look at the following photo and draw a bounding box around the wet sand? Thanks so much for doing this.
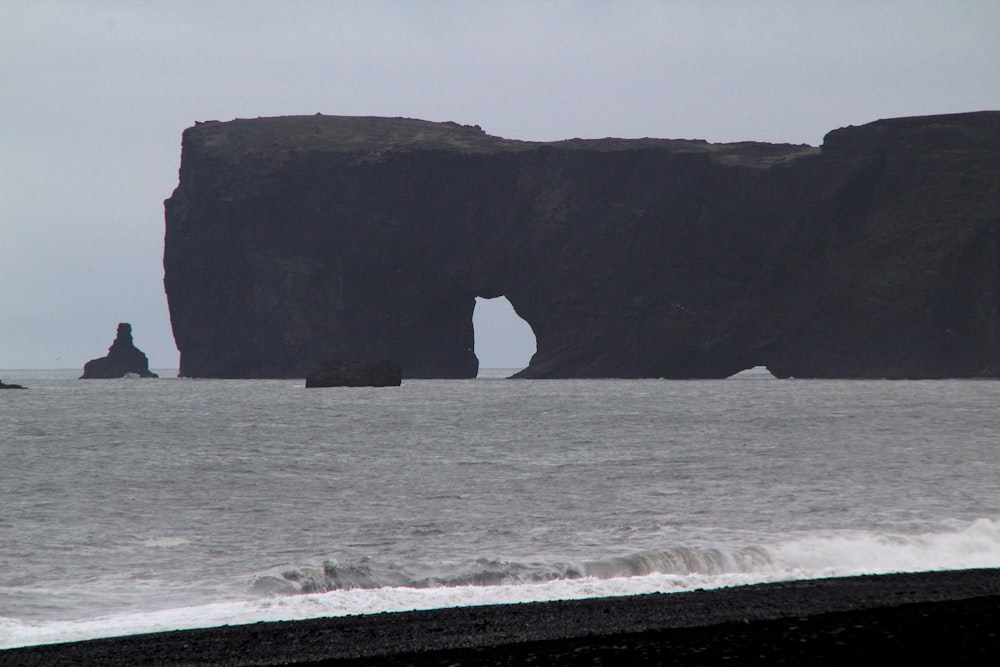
[4,569,999,666]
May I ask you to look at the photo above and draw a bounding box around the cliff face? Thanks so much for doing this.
[163,112,1000,378]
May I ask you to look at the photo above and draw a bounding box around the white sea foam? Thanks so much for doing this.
[768,518,1000,577]
[3,518,998,649]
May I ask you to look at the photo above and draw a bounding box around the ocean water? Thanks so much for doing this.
[2,368,1000,648]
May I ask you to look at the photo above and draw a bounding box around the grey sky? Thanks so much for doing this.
[2,1,998,370]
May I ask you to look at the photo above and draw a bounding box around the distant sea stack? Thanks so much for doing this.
[81,323,159,379]
[164,112,1000,379]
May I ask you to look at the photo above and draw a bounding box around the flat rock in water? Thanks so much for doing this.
[305,359,402,387]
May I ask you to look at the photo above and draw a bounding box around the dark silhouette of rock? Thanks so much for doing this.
[80,323,159,379]
[163,112,1000,379]
[0,379,27,389]
[305,359,402,387]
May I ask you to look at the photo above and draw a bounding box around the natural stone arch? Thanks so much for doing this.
[164,113,1000,379]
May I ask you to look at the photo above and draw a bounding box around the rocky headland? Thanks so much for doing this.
[80,323,159,379]
[163,111,1000,378]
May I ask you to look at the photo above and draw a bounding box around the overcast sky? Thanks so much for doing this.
[2,1,998,371]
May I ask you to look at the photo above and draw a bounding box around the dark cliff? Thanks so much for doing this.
[163,112,1000,378]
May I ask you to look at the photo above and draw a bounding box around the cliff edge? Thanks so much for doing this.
[163,112,1000,378]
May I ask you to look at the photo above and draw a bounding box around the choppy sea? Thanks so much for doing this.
[2,368,999,648]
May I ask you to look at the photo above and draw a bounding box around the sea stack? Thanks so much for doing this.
[80,323,159,379]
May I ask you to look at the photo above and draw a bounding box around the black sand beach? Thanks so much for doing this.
[4,569,999,666]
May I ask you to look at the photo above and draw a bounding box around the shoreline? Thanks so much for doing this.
[3,569,1000,665]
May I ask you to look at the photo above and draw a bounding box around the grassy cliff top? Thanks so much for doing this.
[181,111,1000,170]
[181,114,819,168]
[184,115,527,156]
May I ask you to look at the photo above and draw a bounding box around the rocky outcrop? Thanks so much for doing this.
[0,379,27,389]
[81,323,159,379]
[305,359,403,387]
[164,112,1000,379]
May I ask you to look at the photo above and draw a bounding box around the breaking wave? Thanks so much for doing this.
[4,518,999,649]
[252,544,776,596]
[253,518,1000,598]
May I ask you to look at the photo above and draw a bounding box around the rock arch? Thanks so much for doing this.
[164,113,1000,379]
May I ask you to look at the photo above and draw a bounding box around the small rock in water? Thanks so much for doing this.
[305,359,402,387]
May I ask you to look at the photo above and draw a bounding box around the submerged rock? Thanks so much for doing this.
[81,323,159,379]
[305,359,402,387]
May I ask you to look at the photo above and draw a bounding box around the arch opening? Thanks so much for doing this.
[472,296,536,377]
